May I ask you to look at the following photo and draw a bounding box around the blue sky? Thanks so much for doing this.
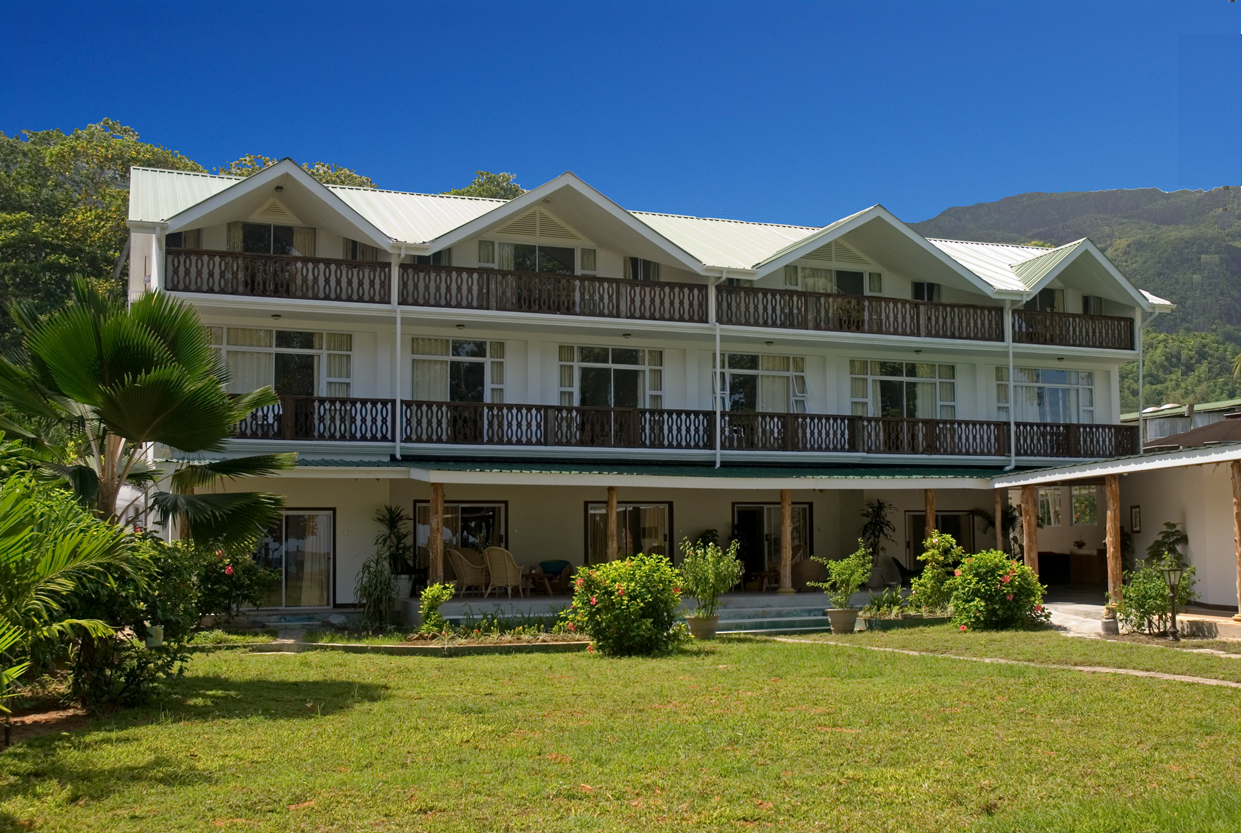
[1,1,1239,226]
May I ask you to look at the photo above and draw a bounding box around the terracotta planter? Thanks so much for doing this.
[825,609,859,634]
[685,615,720,640]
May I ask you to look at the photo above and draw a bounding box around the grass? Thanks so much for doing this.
[189,629,279,647]
[801,625,1242,682]
[0,637,1238,832]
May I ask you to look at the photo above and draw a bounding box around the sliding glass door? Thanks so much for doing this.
[585,502,672,564]
[255,510,334,607]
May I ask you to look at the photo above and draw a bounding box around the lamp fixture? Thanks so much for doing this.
[1057,357,1065,362]
[1160,562,1186,641]
[271,314,281,320]
[914,349,923,354]
[455,324,466,330]
[764,341,774,346]
[622,333,632,339]
[542,197,552,203]
[274,185,283,193]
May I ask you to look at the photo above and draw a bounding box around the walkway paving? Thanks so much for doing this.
[774,636,1241,688]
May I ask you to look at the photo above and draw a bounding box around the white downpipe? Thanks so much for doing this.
[393,249,404,460]
[713,272,726,469]
[1136,309,1158,446]
[1004,301,1017,471]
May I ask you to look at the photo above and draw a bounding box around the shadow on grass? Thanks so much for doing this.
[156,673,390,722]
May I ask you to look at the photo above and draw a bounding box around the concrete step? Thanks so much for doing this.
[719,625,832,635]
[718,615,830,631]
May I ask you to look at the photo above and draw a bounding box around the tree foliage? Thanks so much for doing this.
[1118,330,1241,412]
[215,155,377,188]
[443,171,525,200]
[0,119,203,349]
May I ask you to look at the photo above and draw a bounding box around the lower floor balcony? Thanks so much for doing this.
[234,397,1140,459]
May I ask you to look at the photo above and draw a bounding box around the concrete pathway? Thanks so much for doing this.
[774,636,1241,688]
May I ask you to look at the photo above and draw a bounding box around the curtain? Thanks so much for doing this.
[496,242,515,271]
[800,267,832,293]
[227,222,242,252]
[227,351,274,394]
[412,359,449,401]
[183,229,202,249]
[908,381,936,419]
[284,512,332,607]
[758,375,789,413]
[293,227,317,257]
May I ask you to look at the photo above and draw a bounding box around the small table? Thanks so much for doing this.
[522,565,553,596]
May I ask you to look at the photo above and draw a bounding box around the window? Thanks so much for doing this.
[849,360,955,419]
[477,240,495,265]
[559,346,662,408]
[1082,295,1103,316]
[912,281,941,302]
[718,354,807,414]
[903,511,974,569]
[628,257,661,281]
[781,266,864,295]
[414,501,507,558]
[1024,287,1064,313]
[344,239,380,261]
[239,222,316,256]
[254,510,334,607]
[585,502,671,564]
[414,249,452,266]
[1038,488,1063,527]
[1072,485,1098,525]
[996,367,1094,424]
[412,338,505,403]
[209,327,352,397]
[868,272,883,293]
[497,243,574,274]
[732,503,812,575]
[580,248,597,272]
[165,229,201,249]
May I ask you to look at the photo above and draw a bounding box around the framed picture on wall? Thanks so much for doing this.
[1129,505,1141,534]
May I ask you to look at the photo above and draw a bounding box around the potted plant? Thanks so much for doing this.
[810,541,874,634]
[678,537,744,639]
[859,499,896,587]
[374,505,415,602]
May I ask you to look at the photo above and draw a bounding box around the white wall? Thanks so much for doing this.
[1119,463,1239,609]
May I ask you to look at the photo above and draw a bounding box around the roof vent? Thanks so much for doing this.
[495,208,582,240]
[248,198,302,226]
[802,239,870,266]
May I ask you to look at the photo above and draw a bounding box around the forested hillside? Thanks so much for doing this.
[914,188,1241,410]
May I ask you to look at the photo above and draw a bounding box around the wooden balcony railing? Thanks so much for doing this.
[231,398,1136,459]
[716,286,1005,342]
[166,249,391,304]
[1012,309,1135,350]
[399,264,708,323]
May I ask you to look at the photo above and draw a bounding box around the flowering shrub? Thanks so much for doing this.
[196,548,278,618]
[906,532,963,613]
[563,554,684,656]
[946,549,1049,630]
[678,537,744,617]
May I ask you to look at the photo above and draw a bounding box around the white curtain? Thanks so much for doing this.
[412,359,449,401]
[758,375,789,413]
[286,512,332,607]
[800,267,832,293]
[910,382,937,419]
[293,227,317,257]
[227,351,274,394]
[496,242,515,271]
[226,222,243,252]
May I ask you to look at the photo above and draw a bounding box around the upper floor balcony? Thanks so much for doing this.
[234,396,1141,460]
[165,249,1136,351]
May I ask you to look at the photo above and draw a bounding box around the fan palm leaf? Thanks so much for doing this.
[151,491,285,550]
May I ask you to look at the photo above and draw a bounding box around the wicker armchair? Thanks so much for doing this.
[483,547,524,598]
[446,548,488,596]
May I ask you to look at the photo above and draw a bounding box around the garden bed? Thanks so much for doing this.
[861,615,951,631]
[253,639,590,657]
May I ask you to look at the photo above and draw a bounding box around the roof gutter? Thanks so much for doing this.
[713,271,727,468]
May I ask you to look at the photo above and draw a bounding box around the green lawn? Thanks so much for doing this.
[0,638,1238,832]
[802,625,1242,682]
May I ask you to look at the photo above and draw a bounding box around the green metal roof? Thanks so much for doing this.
[296,458,1017,480]
[1121,398,1241,422]
[1008,239,1085,289]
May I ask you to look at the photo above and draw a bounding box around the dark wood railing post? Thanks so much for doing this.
[280,396,294,440]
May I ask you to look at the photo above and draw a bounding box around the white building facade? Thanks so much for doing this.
[127,160,1174,608]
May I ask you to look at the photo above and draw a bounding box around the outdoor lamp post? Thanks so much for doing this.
[1160,563,1185,642]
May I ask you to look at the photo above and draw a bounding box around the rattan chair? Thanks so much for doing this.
[483,547,524,598]
[446,548,488,596]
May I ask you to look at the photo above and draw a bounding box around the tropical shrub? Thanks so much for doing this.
[355,548,396,629]
[907,532,964,613]
[946,549,1049,631]
[860,587,905,619]
[1145,522,1189,564]
[417,582,456,635]
[196,548,278,618]
[1117,561,1196,635]
[810,542,874,610]
[374,505,414,575]
[68,534,201,713]
[565,554,684,656]
[859,499,896,565]
[678,537,743,618]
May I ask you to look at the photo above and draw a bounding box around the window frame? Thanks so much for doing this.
[582,501,674,565]
[731,501,814,570]
[411,338,505,403]
[1038,487,1063,527]
[996,366,1095,424]
[1071,485,1099,526]
[209,326,352,397]
[717,353,808,414]
[558,345,663,409]
[413,500,509,558]
[849,360,955,419]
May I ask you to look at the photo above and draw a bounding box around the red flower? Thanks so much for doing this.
[567,623,575,631]
[673,587,681,594]
[1006,594,1014,601]
[1002,575,1012,584]
[954,569,961,576]
[590,596,597,605]
[225,565,234,576]
[587,645,594,653]
[575,578,585,589]
[959,625,967,631]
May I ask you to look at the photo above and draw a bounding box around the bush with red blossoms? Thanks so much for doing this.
[196,547,278,618]
[560,553,684,656]
[946,549,1049,631]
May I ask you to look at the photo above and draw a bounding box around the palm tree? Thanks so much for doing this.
[0,279,293,548]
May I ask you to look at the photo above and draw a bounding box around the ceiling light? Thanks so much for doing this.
[271,314,281,320]
[622,333,632,339]
[274,185,283,193]
[913,349,922,354]
[765,341,774,346]
[455,324,466,330]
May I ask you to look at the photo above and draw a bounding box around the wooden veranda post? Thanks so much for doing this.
[1021,484,1039,575]
[778,489,794,594]
[995,488,1006,552]
[1233,460,1241,622]
[924,489,936,542]
[429,482,445,584]
[606,486,618,561]
[1105,475,1122,605]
